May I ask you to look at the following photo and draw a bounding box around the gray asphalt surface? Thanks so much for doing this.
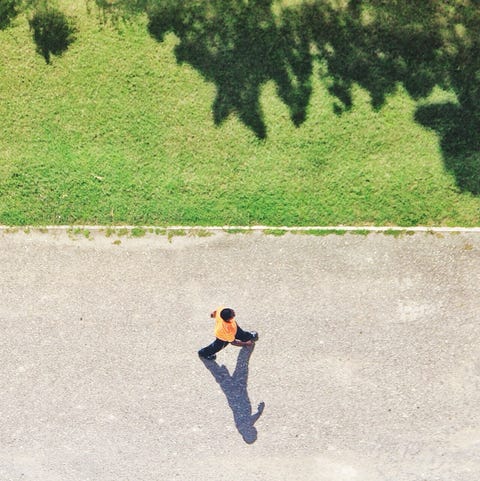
[0,229,479,481]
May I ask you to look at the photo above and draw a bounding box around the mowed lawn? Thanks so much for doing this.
[1,2,479,227]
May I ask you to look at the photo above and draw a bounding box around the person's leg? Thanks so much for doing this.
[235,325,258,342]
[198,338,229,359]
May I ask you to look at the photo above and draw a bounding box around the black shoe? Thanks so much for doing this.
[250,331,259,341]
[199,353,216,361]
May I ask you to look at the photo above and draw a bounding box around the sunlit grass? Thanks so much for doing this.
[0,2,479,226]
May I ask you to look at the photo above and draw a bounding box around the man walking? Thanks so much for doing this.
[198,307,258,360]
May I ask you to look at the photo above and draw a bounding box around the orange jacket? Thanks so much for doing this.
[213,307,237,342]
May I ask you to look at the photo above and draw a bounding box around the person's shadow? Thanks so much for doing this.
[201,345,265,444]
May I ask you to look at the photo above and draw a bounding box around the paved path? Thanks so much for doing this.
[0,230,479,481]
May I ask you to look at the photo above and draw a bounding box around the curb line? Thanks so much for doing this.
[2,225,480,233]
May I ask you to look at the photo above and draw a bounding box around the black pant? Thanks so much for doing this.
[198,326,254,357]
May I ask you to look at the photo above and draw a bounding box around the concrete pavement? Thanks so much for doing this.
[0,229,479,481]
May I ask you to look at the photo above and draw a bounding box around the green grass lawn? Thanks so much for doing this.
[0,2,479,227]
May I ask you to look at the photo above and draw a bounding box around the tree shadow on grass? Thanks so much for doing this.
[147,0,312,139]
[415,103,480,195]
[145,0,446,136]
[0,0,18,30]
[29,7,77,64]
[144,0,480,195]
[302,0,446,112]
[201,345,265,444]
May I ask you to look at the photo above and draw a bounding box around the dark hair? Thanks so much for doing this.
[220,308,235,321]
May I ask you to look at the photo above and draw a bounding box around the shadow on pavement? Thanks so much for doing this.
[201,345,265,444]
